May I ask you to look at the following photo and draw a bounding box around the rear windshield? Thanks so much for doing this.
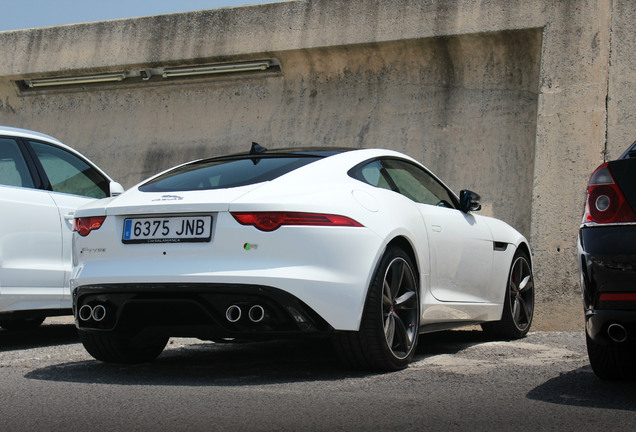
[139,156,321,192]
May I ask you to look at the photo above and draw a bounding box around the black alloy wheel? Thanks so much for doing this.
[482,249,534,339]
[335,245,420,371]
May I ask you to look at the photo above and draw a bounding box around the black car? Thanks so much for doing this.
[579,139,636,379]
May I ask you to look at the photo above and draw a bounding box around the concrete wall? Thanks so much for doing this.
[607,0,635,158]
[0,0,632,330]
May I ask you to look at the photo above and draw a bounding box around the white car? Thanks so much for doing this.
[71,145,534,370]
[0,126,123,330]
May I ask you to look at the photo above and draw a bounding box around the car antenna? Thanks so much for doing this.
[250,142,267,155]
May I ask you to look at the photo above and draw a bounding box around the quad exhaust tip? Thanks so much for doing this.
[225,304,266,323]
[78,305,92,321]
[225,305,242,323]
[248,305,265,323]
[92,305,106,322]
[78,304,107,322]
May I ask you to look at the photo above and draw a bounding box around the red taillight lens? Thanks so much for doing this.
[73,216,106,237]
[232,212,283,231]
[599,293,636,302]
[583,163,636,224]
[231,212,363,231]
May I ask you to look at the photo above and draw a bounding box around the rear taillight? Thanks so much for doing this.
[73,216,106,236]
[582,163,636,224]
[599,293,636,302]
[231,212,363,232]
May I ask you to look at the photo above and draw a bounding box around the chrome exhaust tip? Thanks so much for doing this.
[226,305,242,323]
[248,305,265,323]
[608,323,628,343]
[92,304,106,322]
[78,305,93,321]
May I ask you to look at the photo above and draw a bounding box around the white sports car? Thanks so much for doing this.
[71,145,534,370]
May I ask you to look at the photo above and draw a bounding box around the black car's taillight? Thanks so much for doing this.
[582,163,636,224]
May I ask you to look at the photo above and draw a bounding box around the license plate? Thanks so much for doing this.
[122,215,212,244]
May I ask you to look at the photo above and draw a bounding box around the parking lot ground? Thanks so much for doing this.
[0,319,635,431]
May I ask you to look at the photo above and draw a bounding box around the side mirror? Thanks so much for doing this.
[109,181,125,197]
[459,190,481,213]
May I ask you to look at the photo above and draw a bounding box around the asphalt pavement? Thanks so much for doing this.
[0,318,635,431]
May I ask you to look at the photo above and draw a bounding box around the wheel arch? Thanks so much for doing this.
[385,236,419,278]
[335,234,422,370]
[363,235,422,308]
[500,240,534,302]
[481,239,535,339]
[516,241,532,265]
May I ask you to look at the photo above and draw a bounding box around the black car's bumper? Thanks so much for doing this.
[579,224,636,343]
[72,283,334,340]
[585,309,636,342]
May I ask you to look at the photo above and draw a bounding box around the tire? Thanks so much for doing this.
[586,331,636,380]
[0,317,45,331]
[78,330,168,364]
[335,246,420,371]
[481,249,534,339]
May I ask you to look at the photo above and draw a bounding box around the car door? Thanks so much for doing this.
[416,204,496,303]
[0,137,65,309]
[365,158,495,303]
[26,140,110,299]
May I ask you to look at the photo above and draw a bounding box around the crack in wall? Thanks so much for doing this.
[604,0,614,162]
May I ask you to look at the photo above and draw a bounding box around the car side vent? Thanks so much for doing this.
[493,241,508,251]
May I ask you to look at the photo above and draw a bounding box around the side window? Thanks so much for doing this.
[29,141,109,198]
[351,157,457,208]
[357,160,393,191]
[382,159,456,208]
[0,138,34,188]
